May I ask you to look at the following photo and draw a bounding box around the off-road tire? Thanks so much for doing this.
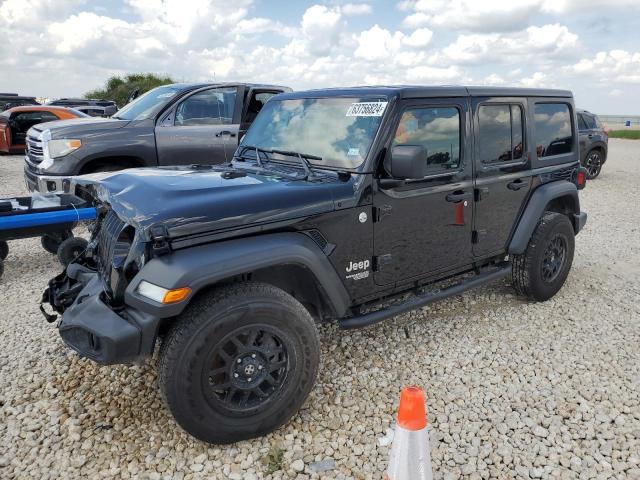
[512,212,575,301]
[158,282,320,444]
[41,231,72,255]
[57,237,89,267]
[0,240,8,260]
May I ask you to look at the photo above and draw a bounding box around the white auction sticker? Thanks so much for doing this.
[346,101,388,117]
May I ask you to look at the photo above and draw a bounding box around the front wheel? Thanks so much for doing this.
[158,282,320,444]
[512,212,575,301]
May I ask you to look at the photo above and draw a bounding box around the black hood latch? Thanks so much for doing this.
[150,225,171,256]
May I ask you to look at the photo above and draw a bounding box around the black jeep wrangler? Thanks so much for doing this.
[43,86,587,444]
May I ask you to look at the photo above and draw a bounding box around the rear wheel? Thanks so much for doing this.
[512,212,575,301]
[158,282,320,444]
[583,149,603,179]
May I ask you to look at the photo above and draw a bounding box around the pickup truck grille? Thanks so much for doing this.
[95,209,126,286]
[26,134,43,164]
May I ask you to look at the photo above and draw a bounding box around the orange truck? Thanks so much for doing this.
[0,106,86,154]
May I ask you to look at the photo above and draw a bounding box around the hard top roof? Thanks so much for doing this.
[275,85,573,100]
[165,82,291,92]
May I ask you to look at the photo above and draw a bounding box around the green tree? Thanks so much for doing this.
[84,73,175,108]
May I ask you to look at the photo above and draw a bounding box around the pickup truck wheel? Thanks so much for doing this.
[158,282,320,444]
[512,212,575,301]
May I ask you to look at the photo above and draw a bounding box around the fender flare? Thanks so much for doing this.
[508,181,581,255]
[124,232,351,319]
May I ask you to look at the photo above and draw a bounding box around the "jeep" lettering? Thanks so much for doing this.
[346,260,370,272]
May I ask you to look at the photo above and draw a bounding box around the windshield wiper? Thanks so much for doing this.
[234,144,272,167]
[270,149,322,180]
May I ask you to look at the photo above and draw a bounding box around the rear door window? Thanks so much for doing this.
[534,103,573,158]
[478,104,524,164]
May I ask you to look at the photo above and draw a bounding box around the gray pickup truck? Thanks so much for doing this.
[24,83,291,193]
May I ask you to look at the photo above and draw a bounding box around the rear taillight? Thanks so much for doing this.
[574,168,588,189]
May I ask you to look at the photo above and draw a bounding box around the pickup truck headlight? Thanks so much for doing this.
[46,138,82,158]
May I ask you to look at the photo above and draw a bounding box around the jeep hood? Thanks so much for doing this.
[75,167,353,240]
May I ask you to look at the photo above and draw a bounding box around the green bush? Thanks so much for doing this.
[608,130,640,140]
[84,73,175,108]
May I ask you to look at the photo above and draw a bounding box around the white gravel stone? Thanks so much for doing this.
[1,139,639,479]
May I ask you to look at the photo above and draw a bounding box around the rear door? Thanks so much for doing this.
[472,98,532,258]
[156,86,241,166]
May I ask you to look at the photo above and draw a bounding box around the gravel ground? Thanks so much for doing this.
[1,141,639,480]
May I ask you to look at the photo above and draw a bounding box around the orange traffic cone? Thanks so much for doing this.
[385,386,433,480]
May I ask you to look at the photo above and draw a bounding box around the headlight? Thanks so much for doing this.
[47,138,82,158]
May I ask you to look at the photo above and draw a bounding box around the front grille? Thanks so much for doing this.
[26,134,43,164]
[95,209,126,286]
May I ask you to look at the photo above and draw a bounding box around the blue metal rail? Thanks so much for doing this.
[0,207,97,230]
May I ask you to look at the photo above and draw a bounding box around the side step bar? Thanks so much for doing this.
[339,262,511,330]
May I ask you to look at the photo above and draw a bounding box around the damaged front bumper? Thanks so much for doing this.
[42,264,161,365]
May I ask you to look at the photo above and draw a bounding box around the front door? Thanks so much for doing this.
[472,99,532,258]
[373,98,474,286]
[156,86,240,166]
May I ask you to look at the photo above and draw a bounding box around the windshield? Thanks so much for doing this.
[112,85,181,121]
[240,97,387,169]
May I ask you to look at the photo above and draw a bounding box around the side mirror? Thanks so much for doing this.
[385,145,427,180]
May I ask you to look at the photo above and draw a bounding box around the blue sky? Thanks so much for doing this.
[1,0,639,114]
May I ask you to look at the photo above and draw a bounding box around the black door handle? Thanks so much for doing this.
[216,130,236,137]
[507,179,527,191]
[445,191,472,203]
[587,134,594,138]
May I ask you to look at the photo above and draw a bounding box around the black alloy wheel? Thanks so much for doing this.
[203,325,290,416]
[541,234,567,283]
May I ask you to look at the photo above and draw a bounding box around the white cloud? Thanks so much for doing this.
[403,28,433,48]
[482,73,506,85]
[341,3,372,15]
[565,50,640,83]
[442,24,579,64]
[300,5,344,56]
[403,0,541,32]
[355,25,404,60]
[48,13,132,54]
[520,71,547,87]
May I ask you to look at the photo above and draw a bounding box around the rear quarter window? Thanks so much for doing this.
[534,103,574,158]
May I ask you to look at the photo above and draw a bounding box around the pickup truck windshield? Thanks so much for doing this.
[241,97,387,170]
[112,85,181,121]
